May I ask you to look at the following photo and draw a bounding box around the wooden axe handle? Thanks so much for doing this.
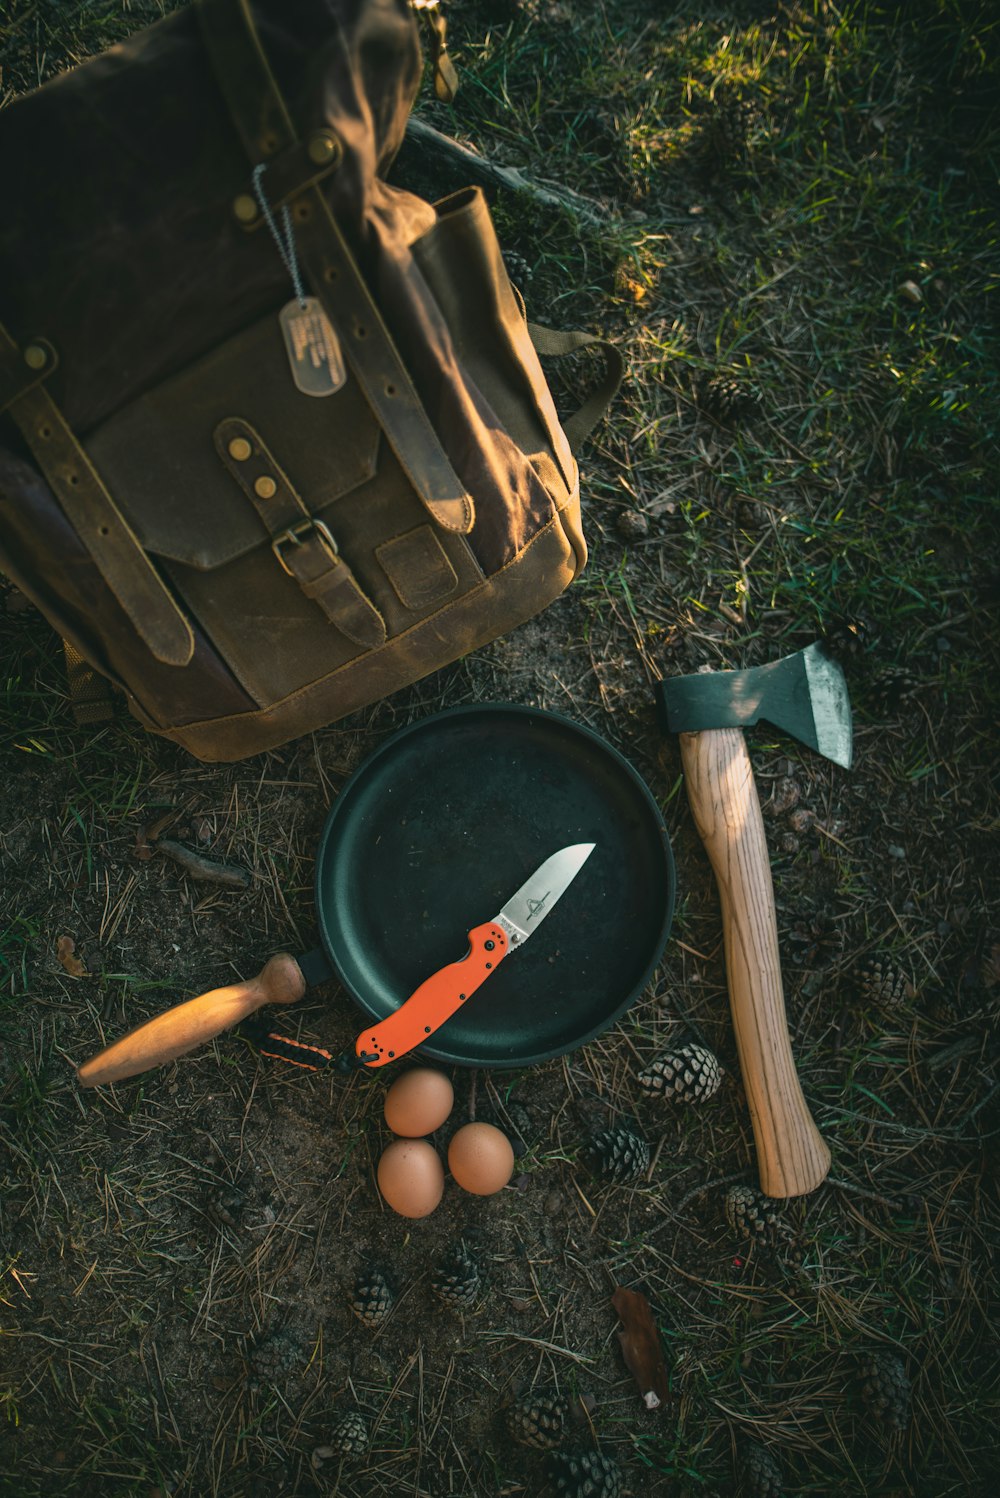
[76,953,306,1088]
[679,728,831,1198]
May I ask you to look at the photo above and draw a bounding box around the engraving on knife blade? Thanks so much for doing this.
[526,892,551,922]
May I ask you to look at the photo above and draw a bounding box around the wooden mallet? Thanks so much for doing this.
[657,642,853,1198]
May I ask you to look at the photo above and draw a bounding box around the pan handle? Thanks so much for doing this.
[76,953,306,1088]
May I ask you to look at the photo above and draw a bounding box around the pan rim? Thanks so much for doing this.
[313,702,676,1067]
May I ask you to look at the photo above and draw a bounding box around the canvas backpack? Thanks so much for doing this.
[0,0,620,761]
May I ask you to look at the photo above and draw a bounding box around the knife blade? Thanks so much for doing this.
[354,841,596,1068]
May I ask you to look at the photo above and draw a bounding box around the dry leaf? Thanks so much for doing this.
[135,808,179,861]
[611,1286,671,1410]
[56,935,87,978]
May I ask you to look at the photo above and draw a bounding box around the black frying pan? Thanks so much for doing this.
[78,705,675,1084]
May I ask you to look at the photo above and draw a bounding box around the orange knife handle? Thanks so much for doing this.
[355,919,510,1068]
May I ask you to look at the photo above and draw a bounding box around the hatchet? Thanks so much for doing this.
[657,642,852,1199]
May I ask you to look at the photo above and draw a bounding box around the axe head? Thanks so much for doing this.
[658,642,853,769]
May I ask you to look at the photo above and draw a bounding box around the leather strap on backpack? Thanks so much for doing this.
[0,326,195,668]
[214,417,386,650]
[196,0,475,536]
[527,324,625,455]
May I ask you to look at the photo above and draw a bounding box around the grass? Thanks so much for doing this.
[1,0,999,1494]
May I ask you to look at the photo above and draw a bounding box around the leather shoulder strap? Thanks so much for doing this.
[0,326,194,667]
[527,324,624,455]
[195,0,475,534]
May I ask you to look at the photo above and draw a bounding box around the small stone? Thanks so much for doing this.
[888,843,906,860]
[616,508,649,541]
[898,279,923,303]
[544,1191,565,1216]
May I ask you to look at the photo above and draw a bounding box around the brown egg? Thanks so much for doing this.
[383,1067,454,1138]
[376,1139,445,1219]
[447,1122,515,1196]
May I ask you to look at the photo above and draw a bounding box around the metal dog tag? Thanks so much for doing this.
[279,298,347,397]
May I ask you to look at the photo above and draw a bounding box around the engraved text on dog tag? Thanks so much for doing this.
[279,298,347,397]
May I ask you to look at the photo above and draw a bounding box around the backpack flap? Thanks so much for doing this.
[84,307,484,707]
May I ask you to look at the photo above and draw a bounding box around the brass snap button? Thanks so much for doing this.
[307,130,342,167]
[254,476,278,500]
[228,437,252,462]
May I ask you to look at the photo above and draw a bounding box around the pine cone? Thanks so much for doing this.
[349,1265,394,1328]
[430,1241,482,1310]
[583,1123,650,1183]
[700,373,745,425]
[505,1391,568,1449]
[484,1097,534,1155]
[739,1441,783,1497]
[502,249,534,289]
[821,611,876,664]
[725,1186,807,1271]
[547,1448,623,1498]
[725,1184,785,1246]
[637,1043,722,1103]
[858,954,913,1009]
[871,665,922,712]
[248,1328,300,1387]
[705,87,760,162]
[694,365,757,425]
[859,1350,911,1432]
[328,1409,370,1457]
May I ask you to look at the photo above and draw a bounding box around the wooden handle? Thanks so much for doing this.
[680,728,831,1197]
[76,953,306,1088]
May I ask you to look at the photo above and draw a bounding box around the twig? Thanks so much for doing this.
[478,1333,595,1365]
[645,1172,745,1235]
[403,116,613,228]
[156,838,251,889]
[828,1176,906,1213]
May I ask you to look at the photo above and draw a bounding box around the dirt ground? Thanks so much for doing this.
[2,1,999,1496]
